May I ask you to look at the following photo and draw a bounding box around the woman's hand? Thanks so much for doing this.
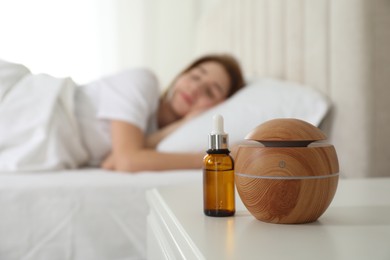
[101,153,115,170]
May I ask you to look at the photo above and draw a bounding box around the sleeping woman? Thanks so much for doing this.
[0,54,245,172]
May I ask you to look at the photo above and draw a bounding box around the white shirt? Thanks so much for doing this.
[75,68,160,166]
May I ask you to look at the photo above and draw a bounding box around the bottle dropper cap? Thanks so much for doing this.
[209,114,229,150]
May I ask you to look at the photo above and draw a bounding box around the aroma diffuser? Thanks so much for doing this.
[235,118,339,224]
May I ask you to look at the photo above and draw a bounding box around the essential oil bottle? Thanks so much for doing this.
[203,114,235,217]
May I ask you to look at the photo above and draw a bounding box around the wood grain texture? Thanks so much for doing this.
[235,119,339,223]
[246,118,327,142]
[235,174,338,224]
[235,145,339,177]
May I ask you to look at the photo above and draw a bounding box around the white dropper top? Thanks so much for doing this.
[211,114,226,135]
[208,114,229,150]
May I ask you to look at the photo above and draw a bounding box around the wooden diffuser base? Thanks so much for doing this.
[235,119,339,224]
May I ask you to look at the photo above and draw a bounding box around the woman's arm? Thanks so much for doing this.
[101,120,204,172]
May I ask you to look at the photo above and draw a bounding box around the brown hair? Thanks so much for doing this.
[164,54,245,99]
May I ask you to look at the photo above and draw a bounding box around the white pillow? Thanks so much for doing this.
[157,78,331,152]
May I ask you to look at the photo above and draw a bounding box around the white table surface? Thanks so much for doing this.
[146,177,390,260]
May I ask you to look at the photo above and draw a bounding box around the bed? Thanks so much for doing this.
[1,0,389,259]
[0,61,330,260]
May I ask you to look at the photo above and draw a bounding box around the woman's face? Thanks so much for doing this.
[169,61,231,117]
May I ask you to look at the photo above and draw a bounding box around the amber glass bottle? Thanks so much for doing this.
[203,115,235,217]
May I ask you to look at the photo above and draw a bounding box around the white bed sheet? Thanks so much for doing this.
[0,168,201,260]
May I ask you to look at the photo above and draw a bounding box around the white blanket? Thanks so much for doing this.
[0,60,88,171]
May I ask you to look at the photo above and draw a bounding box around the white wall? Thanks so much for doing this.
[143,0,224,87]
[0,0,102,84]
[143,0,199,87]
[96,0,149,79]
[0,0,153,84]
[0,0,210,86]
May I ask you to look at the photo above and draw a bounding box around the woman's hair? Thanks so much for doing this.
[164,53,245,99]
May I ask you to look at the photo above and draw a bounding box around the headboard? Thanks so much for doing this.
[194,0,390,178]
